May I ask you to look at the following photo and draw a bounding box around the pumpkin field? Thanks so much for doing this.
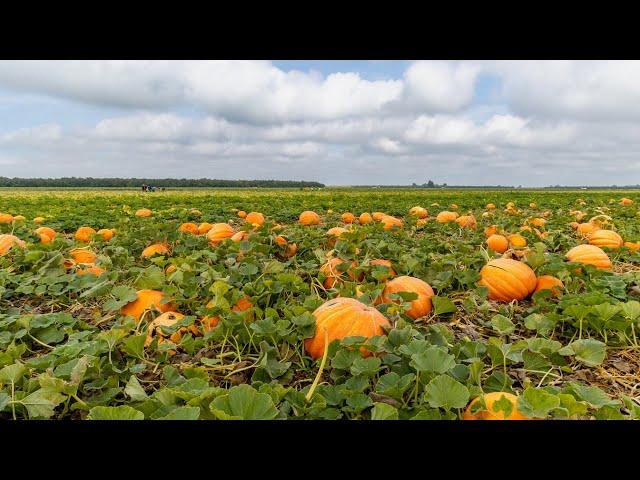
[1,187,640,420]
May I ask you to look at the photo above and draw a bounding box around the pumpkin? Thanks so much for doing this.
[245,212,265,227]
[0,234,26,256]
[299,210,321,226]
[166,264,177,274]
[359,212,373,225]
[478,258,537,302]
[416,218,428,227]
[624,241,640,252]
[534,275,564,297]
[455,215,477,229]
[508,234,527,248]
[237,210,247,218]
[436,211,458,223]
[341,212,356,224]
[69,248,97,264]
[326,227,349,247]
[206,223,235,245]
[486,234,509,253]
[529,202,537,209]
[620,198,633,206]
[576,222,599,237]
[304,297,391,360]
[75,226,96,243]
[566,244,612,270]
[484,225,499,237]
[135,208,152,217]
[141,243,170,258]
[380,215,403,231]
[144,312,186,351]
[369,259,396,280]
[197,223,214,235]
[178,223,199,235]
[408,206,428,219]
[35,227,57,241]
[463,392,531,420]
[231,231,250,242]
[569,221,579,230]
[372,212,386,221]
[39,233,53,244]
[33,216,45,224]
[13,215,25,222]
[201,295,253,332]
[274,235,297,259]
[520,225,532,233]
[486,203,496,210]
[121,289,174,320]
[76,265,106,277]
[588,229,623,249]
[0,213,13,224]
[97,228,115,241]
[379,276,435,319]
[530,218,546,227]
[320,257,358,289]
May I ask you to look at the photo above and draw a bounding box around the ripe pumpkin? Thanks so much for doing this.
[231,231,250,242]
[530,218,546,227]
[178,223,199,235]
[624,241,640,252]
[379,276,435,319]
[486,234,509,253]
[69,248,97,264]
[76,265,106,277]
[237,210,247,218]
[0,213,13,224]
[569,221,579,230]
[620,198,634,206]
[478,258,537,302]
[197,222,214,235]
[588,229,623,249]
[0,234,26,256]
[245,212,265,227]
[206,223,235,245]
[135,208,152,217]
[75,226,96,243]
[409,206,428,219]
[380,215,403,231]
[566,244,612,270]
[121,289,174,320]
[341,212,356,224]
[97,228,115,241]
[463,392,531,420]
[304,297,391,360]
[299,210,321,226]
[372,212,386,221]
[486,203,496,210]
[274,235,297,259]
[359,212,373,225]
[33,217,45,224]
[320,257,358,289]
[201,295,253,332]
[576,222,599,237]
[144,311,186,351]
[326,227,349,247]
[534,275,564,297]
[508,234,527,248]
[416,218,428,227]
[436,211,458,223]
[529,202,537,209]
[455,215,477,229]
[484,225,499,237]
[141,243,170,258]
[35,227,57,241]
[369,259,396,280]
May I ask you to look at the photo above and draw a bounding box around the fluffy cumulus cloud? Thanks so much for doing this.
[2,60,640,185]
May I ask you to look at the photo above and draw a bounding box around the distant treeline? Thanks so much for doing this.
[0,177,325,188]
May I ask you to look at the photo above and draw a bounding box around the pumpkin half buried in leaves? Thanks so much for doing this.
[121,289,175,321]
[478,258,537,302]
[304,297,391,360]
[378,275,435,319]
[462,392,533,420]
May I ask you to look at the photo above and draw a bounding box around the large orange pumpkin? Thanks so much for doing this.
[0,213,13,224]
[379,276,435,319]
[237,210,247,219]
[304,297,391,360]
[341,212,356,224]
[436,211,459,223]
[534,275,564,297]
[478,258,537,302]
[121,289,175,320]
[69,248,97,264]
[141,243,170,258]
[76,265,107,277]
[75,226,96,243]
[372,212,386,222]
[135,208,152,217]
[97,228,115,241]
[0,234,26,256]
[566,244,612,270]
[359,212,373,225]
[576,222,599,237]
[299,211,321,226]
[245,212,265,227]
[197,223,214,235]
[178,223,199,235]
[274,235,297,259]
[409,206,428,219]
[380,215,403,231]
[588,229,623,249]
[456,215,477,229]
[463,392,532,420]
[486,234,509,253]
[206,223,235,245]
[35,227,57,241]
[620,198,633,206]
[231,231,250,243]
[320,258,358,289]
[508,234,527,248]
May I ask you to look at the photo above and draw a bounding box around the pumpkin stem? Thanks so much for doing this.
[305,327,329,403]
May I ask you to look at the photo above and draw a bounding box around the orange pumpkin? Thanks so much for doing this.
[0,213,13,224]
[484,225,499,237]
[76,265,106,277]
[508,234,527,248]
[416,218,428,227]
[75,226,96,243]
[529,202,537,209]
[178,223,199,235]
[359,212,373,225]
[624,241,640,252]
[197,222,214,235]
[0,234,26,256]
[566,244,612,270]
[69,248,97,264]
[237,210,247,219]
[320,257,358,289]
[121,289,175,320]
[206,223,235,245]
[486,203,496,210]
[141,243,170,258]
[372,212,386,222]
[576,222,599,237]
[326,227,349,247]
[231,231,250,243]
[135,208,152,217]
[436,211,458,223]
[478,258,537,302]
[456,215,477,229]
[463,392,531,420]
[486,234,509,254]
[534,275,564,297]
[201,295,253,332]
[588,229,623,249]
[144,312,187,354]
[299,210,321,226]
[35,227,57,241]
[529,218,546,227]
[620,198,633,206]
[33,216,45,224]
[408,206,428,219]
[97,228,115,241]
[379,276,435,319]
[304,297,391,360]
[380,215,403,231]
[341,212,356,224]
[245,212,265,227]
[369,259,396,280]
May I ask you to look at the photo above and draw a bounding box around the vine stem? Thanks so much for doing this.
[306,327,329,402]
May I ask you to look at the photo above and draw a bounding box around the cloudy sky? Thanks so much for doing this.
[1,60,640,186]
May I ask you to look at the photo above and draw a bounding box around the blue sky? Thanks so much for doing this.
[0,60,639,185]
